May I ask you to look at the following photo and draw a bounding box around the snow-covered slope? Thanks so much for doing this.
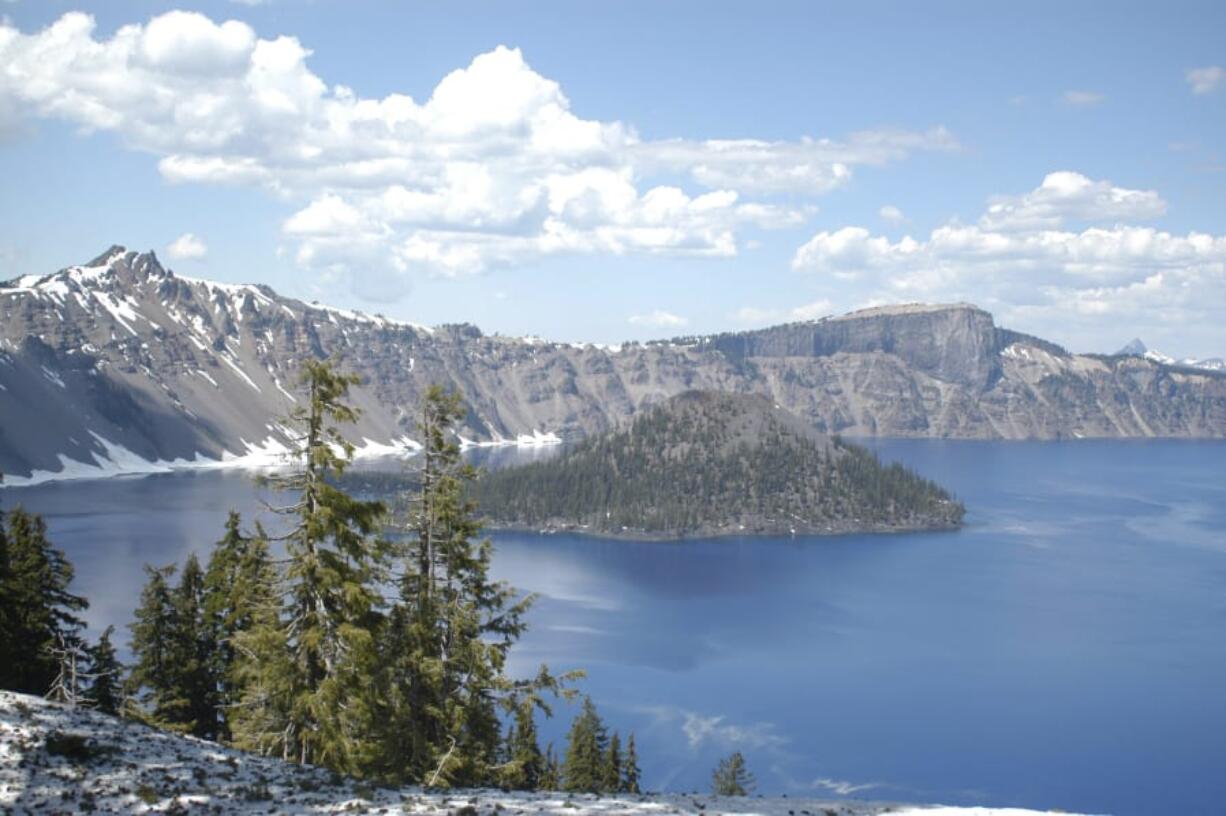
[3,246,1226,483]
[0,692,1100,816]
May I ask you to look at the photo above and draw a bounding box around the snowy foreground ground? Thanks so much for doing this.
[1,692,1100,815]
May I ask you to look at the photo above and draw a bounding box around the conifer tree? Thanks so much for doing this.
[711,751,755,796]
[128,564,184,728]
[231,358,387,772]
[0,497,10,680]
[84,626,123,715]
[203,513,277,740]
[603,731,623,793]
[541,743,561,791]
[374,385,577,786]
[562,696,609,793]
[623,733,642,794]
[502,700,545,790]
[172,554,221,739]
[0,507,87,694]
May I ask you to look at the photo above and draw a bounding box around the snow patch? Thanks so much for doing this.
[457,429,563,450]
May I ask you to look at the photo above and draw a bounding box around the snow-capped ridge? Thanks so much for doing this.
[1113,338,1223,372]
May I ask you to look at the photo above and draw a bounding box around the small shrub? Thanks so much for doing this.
[44,732,115,763]
[136,785,160,805]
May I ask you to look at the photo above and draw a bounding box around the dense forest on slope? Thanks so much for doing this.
[470,391,964,538]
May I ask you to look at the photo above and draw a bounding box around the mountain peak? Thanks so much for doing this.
[84,245,130,268]
[1117,338,1147,356]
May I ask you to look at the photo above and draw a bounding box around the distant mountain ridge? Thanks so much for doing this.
[2,246,1226,483]
[1114,338,1225,373]
[472,390,965,537]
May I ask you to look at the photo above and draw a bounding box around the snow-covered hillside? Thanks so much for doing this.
[0,692,1100,816]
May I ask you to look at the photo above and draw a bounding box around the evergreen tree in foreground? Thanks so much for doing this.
[173,554,222,739]
[502,700,545,790]
[231,359,387,771]
[373,384,579,786]
[711,751,755,796]
[562,696,609,793]
[0,507,88,695]
[84,625,123,715]
[202,512,277,741]
[623,733,642,794]
[604,731,623,793]
[541,743,561,791]
[129,562,219,735]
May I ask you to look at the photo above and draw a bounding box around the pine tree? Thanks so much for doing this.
[231,358,387,772]
[541,743,561,791]
[562,696,609,793]
[172,553,221,739]
[0,496,10,681]
[502,700,545,790]
[711,751,755,796]
[203,513,277,741]
[128,564,184,728]
[84,626,123,715]
[0,507,88,694]
[603,731,623,793]
[374,385,577,787]
[623,733,641,794]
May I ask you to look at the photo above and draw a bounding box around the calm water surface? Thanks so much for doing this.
[4,439,1225,816]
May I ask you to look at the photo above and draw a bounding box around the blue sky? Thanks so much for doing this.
[1,1,1224,356]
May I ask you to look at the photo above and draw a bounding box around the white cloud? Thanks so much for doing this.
[1186,65,1225,95]
[165,232,208,260]
[0,12,955,290]
[791,172,1226,350]
[628,309,688,329]
[979,171,1165,231]
[732,298,834,327]
[1061,90,1105,107]
[879,204,907,224]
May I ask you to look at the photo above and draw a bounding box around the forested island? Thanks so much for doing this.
[471,391,964,538]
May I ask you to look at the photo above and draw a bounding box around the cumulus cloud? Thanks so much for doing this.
[979,171,1166,231]
[628,309,688,329]
[791,172,1226,349]
[0,12,955,291]
[1061,90,1105,107]
[1186,65,1225,95]
[166,232,208,260]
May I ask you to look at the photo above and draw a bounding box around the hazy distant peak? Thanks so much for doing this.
[1116,338,1147,356]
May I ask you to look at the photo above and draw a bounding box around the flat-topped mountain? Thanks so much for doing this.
[472,391,964,538]
[3,246,1226,483]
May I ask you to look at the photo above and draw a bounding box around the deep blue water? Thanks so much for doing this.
[4,439,1225,816]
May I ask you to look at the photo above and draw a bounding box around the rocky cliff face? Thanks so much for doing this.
[2,247,1225,481]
